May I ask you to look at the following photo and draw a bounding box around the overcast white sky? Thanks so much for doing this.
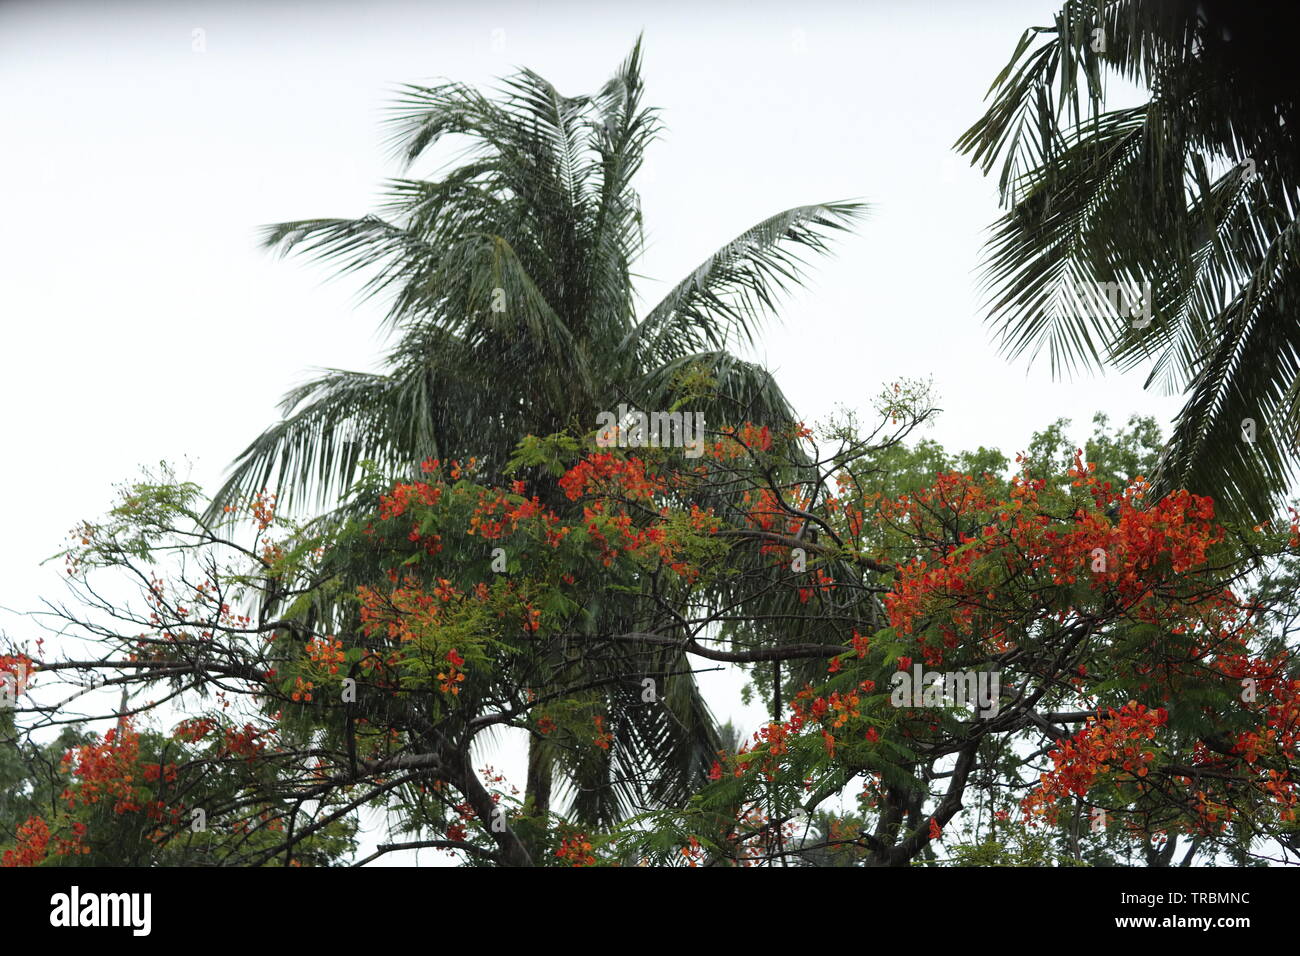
[0,0,1184,863]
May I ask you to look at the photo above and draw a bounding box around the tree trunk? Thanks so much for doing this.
[522,734,553,861]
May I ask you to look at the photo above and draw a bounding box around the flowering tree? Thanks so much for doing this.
[211,42,867,834]
[4,396,1299,866]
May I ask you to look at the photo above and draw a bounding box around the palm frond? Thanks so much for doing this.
[959,0,1300,517]
[209,368,436,517]
[627,202,867,368]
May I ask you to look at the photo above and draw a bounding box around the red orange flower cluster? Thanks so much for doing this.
[592,715,614,751]
[306,636,346,674]
[1,816,50,867]
[559,453,666,503]
[438,649,466,696]
[556,833,597,866]
[1021,702,1169,824]
[60,721,144,814]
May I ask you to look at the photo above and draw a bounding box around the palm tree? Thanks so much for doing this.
[213,39,865,833]
[956,0,1300,520]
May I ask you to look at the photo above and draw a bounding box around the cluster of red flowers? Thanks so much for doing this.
[1,816,91,865]
[559,453,666,503]
[738,487,806,537]
[306,636,346,674]
[1021,702,1169,824]
[358,580,447,643]
[1,816,50,867]
[555,833,597,866]
[250,491,277,531]
[142,762,178,785]
[291,676,315,702]
[798,568,837,605]
[465,487,566,547]
[437,649,466,696]
[880,454,1224,669]
[592,715,613,751]
[378,479,442,521]
[172,717,217,742]
[679,835,704,867]
[708,423,773,460]
[60,721,144,814]
[444,798,476,845]
[220,723,272,761]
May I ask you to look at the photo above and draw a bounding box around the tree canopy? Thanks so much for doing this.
[6,402,1300,866]
[958,0,1300,520]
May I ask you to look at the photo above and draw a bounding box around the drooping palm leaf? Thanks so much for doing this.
[958,0,1300,519]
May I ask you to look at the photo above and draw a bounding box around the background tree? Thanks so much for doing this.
[957,0,1300,520]
[214,38,862,514]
